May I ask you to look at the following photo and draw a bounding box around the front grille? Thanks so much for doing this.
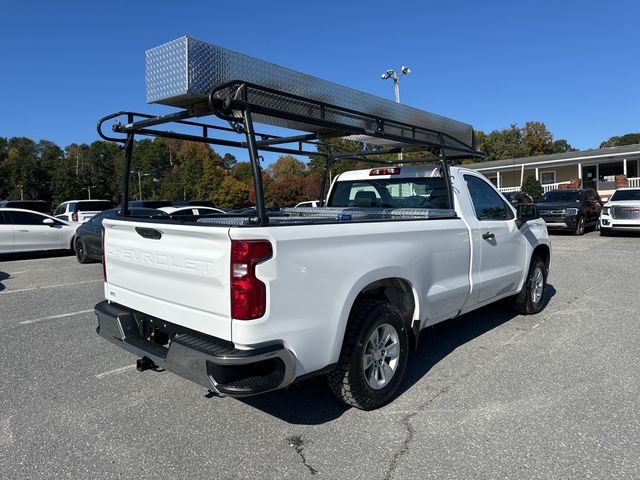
[612,206,640,220]
[539,210,565,216]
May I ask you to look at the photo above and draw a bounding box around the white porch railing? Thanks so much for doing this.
[498,178,640,193]
[541,181,571,193]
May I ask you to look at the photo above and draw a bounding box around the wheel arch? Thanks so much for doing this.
[341,277,420,353]
[532,244,551,269]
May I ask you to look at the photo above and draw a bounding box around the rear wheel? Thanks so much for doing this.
[328,299,409,410]
[75,239,91,264]
[513,255,547,314]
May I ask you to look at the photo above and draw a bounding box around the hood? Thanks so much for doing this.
[535,201,583,210]
[605,199,640,207]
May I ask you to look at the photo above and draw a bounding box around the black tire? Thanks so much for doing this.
[600,227,611,237]
[512,255,548,315]
[75,238,91,264]
[574,216,585,236]
[328,299,409,410]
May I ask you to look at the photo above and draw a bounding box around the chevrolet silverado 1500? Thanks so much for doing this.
[94,37,551,409]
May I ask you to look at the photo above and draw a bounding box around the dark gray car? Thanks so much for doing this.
[536,189,602,235]
[74,208,167,263]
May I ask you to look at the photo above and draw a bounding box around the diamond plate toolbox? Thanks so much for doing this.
[146,36,474,148]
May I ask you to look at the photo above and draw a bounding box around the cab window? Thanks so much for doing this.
[464,175,514,221]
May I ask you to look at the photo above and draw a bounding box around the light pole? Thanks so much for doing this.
[87,185,96,200]
[381,66,411,160]
[130,171,151,201]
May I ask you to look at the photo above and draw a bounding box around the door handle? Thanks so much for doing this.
[18,229,29,232]
[482,232,495,240]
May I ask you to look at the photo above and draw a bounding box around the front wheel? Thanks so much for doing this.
[328,299,409,410]
[574,216,585,235]
[513,255,548,314]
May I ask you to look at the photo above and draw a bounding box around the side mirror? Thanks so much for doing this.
[516,204,540,228]
[42,218,55,227]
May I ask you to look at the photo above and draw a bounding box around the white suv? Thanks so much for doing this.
[54,200,113,223]
[600,188,640,235]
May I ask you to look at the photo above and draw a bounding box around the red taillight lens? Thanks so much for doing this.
[101,227,107,282]
[369,167,400,176]
[71,212,78,222]
[230,240,272,320]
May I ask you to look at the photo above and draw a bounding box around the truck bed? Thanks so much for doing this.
[192,206,457,227]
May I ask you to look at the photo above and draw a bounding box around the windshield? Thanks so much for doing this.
[329,177,449,209]
[538,190,583,203]
[610,189,640,201]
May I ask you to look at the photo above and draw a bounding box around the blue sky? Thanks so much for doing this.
[1,0,638,161]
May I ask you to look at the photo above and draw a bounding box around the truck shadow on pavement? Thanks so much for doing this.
[239,284,556,424]
[0,271,9,291]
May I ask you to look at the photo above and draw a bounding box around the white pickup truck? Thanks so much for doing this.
[95,37,551,409]
[95,164,550,410]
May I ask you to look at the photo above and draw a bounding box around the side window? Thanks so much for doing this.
[464,175,514,221]
[6,211,46,225]
[54,205,65,216]
[0,212,5,224]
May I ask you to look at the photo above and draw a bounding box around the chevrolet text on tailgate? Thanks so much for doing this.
[95,37,551,410]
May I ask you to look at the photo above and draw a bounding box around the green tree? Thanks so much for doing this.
[476,125,528,161]
[222,153,237,170]
[196,155,227,200]
[599,132,640,148]
[1,137,44,201]
[521,175,544,201]
[550,139,576,154]
[268,155,306,179]
[265,175,306,207]
[476,122,574,161]
[231,162,254,184]
[522,121,553,157]
[211,175,250,209]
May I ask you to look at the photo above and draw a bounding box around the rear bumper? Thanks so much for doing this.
[94,300,295,397]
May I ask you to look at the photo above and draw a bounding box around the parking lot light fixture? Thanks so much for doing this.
[381,66,411,160]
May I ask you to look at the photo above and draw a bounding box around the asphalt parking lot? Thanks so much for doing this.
[1,232,639,480]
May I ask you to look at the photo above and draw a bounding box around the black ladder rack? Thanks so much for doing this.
[98,82,484,226]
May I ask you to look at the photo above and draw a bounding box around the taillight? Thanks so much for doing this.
[230,240,272,320]
[71,212,78,222]
[101,226,107,282]
[370,167,400,176]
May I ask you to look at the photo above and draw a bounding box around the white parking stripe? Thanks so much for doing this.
[18,309,94,325]
[95,365,137,379]
[0,279,102,295]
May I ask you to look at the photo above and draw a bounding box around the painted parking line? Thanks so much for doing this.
[10,265,86,276]
[95,365,137,379]
[18,309,94,325]
[0,279,102,295]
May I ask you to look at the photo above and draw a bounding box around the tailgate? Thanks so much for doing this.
[102,219,232,340]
